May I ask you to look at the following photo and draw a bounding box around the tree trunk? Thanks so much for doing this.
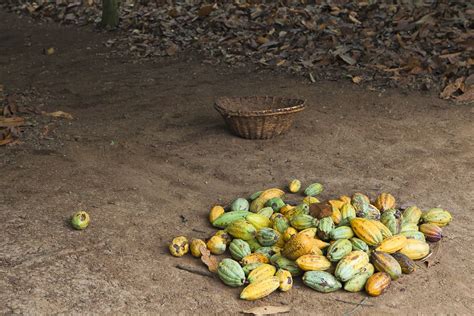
[101,0,119,28]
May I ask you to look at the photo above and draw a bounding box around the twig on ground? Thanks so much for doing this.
[342,297,371,316]
[175,264,214,278]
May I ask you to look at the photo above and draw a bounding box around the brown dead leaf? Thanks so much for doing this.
[455,87,474,104]
[0,117,25,127]
[198,4,215,17]
[43,111,74,120]
[243,305,291,315]
[165,43,178,56]
[440,77,465,99]
[199,246,218,273]
[352,76,363,84]
[0,132,14,146]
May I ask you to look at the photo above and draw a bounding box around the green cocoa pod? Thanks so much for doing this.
[273,216,290,234]
[272,255,302,277]
[242,262,263,276]
[302,271,342,293]
[326,239,352,262]
[344,272,372,292]
[304,183,324,197]
[350,237,369,253]
[246,237,263,252]
[257,207,274,219]
[229,239,251,261]
[317,216,335,241]
[400,230,426,242]
[421,208,452,227]
[290,214,318,231]
[335,250,370,282]
[217,258,246,287]
[212,210,251,229]
[351,193,370,217]
[256,228,280,247]
[402,206,422,225]
[230,198,250,212]
[265,197,285,212]
[255,246,278,259]
[380,209,402,235]
[249,191,263,201]
[329,226,354,240]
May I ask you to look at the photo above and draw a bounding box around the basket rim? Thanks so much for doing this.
[214,96,306,117]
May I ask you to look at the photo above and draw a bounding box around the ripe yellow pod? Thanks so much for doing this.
[399,239,430,260]
[283,227,298,241]
[275,269,293,292]
[365,272,391,297]
[190,239,206,257]
[169,236,189,257]
[288,179,301,193]
[209,205,225,224]
[279,204,295,217]
[296,254,331,271]
[207,236,226,255]
[331,206,342,225]
[303,196,320,205]
[248,264,277,283]
[240,276,280,300]
[329,199,345,210]
[375,235,407,254]
[340,195,351,204]
[299,227,317,238]
[374,193,396,211]
[241,253,269,265]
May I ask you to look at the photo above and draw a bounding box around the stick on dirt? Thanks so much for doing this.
[175,264,214,278]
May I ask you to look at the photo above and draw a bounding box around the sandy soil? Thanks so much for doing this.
[1,11,473,315]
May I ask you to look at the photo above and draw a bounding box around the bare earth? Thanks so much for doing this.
[1,11,473,315]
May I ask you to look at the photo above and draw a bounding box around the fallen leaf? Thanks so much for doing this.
[0,117,25,127]
[440,77,465,99]
[166,43,178,56]
[43,111,74,120]
[199,246,218,273]
[0,132,13,146]
[243,305,291,315]
[198,4,215,17]
[455,87,474,104]
[338,53,356,66]
[352,76,363,84]
[45,47,55,55]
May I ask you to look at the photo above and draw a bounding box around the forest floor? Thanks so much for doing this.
[1,10,473,315]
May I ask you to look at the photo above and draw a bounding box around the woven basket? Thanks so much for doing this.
[214,96,306,139]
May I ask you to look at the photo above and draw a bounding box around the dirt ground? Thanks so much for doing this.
[1,10,473,315]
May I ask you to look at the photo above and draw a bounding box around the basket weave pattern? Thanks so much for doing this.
[214,96,306,139]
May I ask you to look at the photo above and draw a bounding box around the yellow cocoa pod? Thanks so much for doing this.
[374,193,396,211]
[350,218,383,246]
[340,195,351,204]
[241,253,269,265]
[275,269,293,292]
[331,206,342,225]
[299,227,317,238]
[288,179,301,193]
[169,236,189,257]
[308,240,323,255]
[282,233,315,260]
[370,220,393,239]
[240,276,280,300]
[279,204,295,217]
[399,239,430,260]
[207,236,226,255]
[365,272,391,297]
[214,230,232,245]
[312,238,330,249]
[375,235,407,254]
[303,196,320,205]
[296,254,331,271]
[329,199,345,210]
[190,239,206,257]
[250,188,285,212]
[248,264,276,283]
[283,227,298,241]
[209,205,225,224]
